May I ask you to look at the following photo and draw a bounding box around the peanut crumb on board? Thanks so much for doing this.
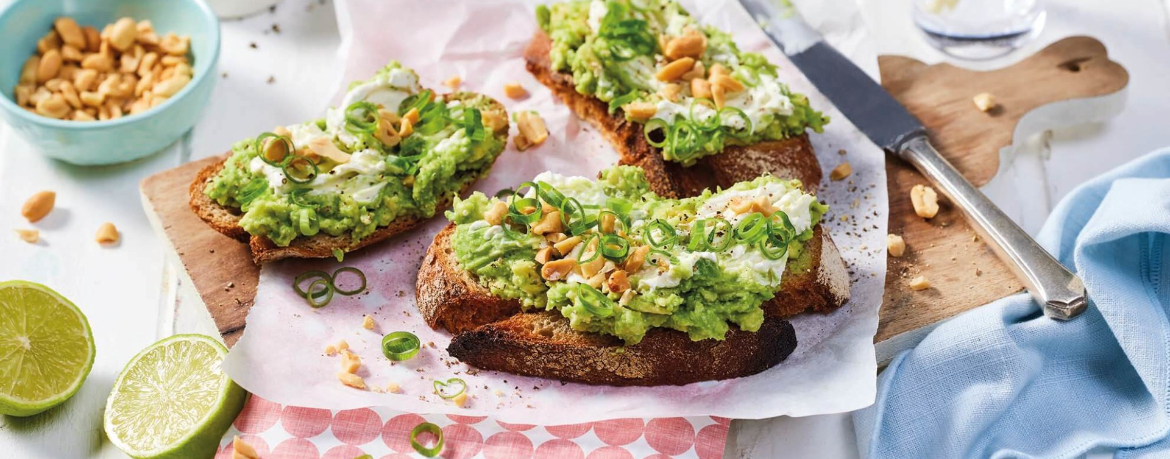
[503,81,528,99]
[452,392,469,408]
[337,372,366,390]
[386,381,401,393]
[829,162,852,181]
[887,234,906,257]
[973,92,997,112]
[15,229,39,243]
[910,185,940,218]
[95,222,119,244]
[232,436,260,459]
[21,191,55,222]
[324,343,337,355]
[444,75,461,89]
[362,315,376,330]
[340,350,361,373]
[515,111,548,151]
[909,276,931,291]
[337,339,349,351]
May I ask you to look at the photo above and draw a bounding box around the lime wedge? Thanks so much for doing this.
[0,280,95,417]
[104,334,246,459]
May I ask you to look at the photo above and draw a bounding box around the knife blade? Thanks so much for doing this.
[737,0,1087,320]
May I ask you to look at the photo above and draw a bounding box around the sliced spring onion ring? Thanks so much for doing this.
[576,233,601,263]
[332,267,367,295]
[718,106,754,139]
[687,219,710,251]
[642,219,678,249]
[643,118,668,148]
[433,378,467,399]
[293,270,331,297]
[410,422,444,458]
[381,331,421,361]
[600,233,630,260]
[507,182,543,226]
[281,156,318,185]
[494,188,516,199]
[705,219,734,252]
[577,283,615,318]
[536,181,566,208]
[733,212,768,244]
[399,89,434,115]
[689,98,721,132]
[255,132,295,167]
[344,101,379,133]
[648,248,680,265]
[305,278,333,308]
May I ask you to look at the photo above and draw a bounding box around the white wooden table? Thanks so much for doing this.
[1,0,1167,457]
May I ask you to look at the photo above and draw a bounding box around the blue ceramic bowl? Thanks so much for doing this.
[0,0,220,165]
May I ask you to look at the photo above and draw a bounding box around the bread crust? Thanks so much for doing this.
[448,311,797,386]
[188,92,509,264]
[416,221,848,386]
[523,30,823,199]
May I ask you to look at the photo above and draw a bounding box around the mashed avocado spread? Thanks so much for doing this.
[204,62,507,247]
[537,0,828,166]
[447,165,827,345]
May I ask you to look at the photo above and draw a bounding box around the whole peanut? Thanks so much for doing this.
[21,191,56,223]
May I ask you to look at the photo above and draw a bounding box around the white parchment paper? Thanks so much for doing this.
[222,0,888,424]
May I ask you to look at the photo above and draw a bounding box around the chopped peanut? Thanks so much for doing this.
[452,392,469,408]
[232,436,260,459]
[399,116,415,138]
[658,83,682,102]
[385,381,401,393]
[532,210,564,235]
[655,57,695,82]
[15,229,39,244]
[607,270,631,294]
[546,232,568,244]
[503,81,528,99]
[307,137,351,163]
[337,372,367,390]
[619,289,636,306]
[887,234,906,257]
[710,73,744,93]
[482,109,508,131]
[95,222,119,244]
[541,258,576,281]
[709,63,730,77]
[21,191,56,222]
[910,184,940,218]
[324,344,338,355]
[664,33,706,60]
[553,235,582,255]
[680,60,706,81]
[580,254,606,280]
[340,350,361,374]
[362,315,376,330]
[515,111,549,151]
[337,339,349,351]
[624,245,651,272]
[623,101,657,121]
[599,212,616,233]
[908,276,931,291]
[484,201,508,226]
[586,272,606,289]
[830,162,852,181]
[972,92,997,112]
[535,247,555,264]
[711,83,726,109]
[444,75,462,89]
[691,78,712,99]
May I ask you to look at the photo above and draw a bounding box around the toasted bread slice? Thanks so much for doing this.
[448,311,796,386]
[416,221,849,386]
[188,92,509,264]
[524,30,823,199]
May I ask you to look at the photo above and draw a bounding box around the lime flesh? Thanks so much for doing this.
[104,334,246,459]
[0,280,95,417]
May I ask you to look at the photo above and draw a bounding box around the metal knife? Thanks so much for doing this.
[737,0,1087,320]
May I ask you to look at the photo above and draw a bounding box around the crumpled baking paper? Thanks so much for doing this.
[222,0,887,424]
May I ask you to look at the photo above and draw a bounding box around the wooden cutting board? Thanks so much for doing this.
[140,36,1128,350]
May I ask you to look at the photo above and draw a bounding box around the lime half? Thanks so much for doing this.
[104,334,246,459]
[0,280,95,417]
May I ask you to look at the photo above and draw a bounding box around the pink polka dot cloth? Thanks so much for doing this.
[216,396,730,459]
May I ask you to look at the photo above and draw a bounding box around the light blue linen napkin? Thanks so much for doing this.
[854,149,1170,459]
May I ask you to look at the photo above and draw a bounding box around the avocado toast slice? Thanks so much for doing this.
[526,0,828,199]
[417,166,849,386]
[189,62,510,263]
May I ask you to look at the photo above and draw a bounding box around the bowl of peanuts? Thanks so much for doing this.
[0,0,220,165]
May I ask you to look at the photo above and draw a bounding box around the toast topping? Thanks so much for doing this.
[536,0,828,165]
[203,62,509,248]
[445,165,827,344]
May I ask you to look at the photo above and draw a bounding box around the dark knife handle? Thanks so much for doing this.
[897,135,1088,320]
